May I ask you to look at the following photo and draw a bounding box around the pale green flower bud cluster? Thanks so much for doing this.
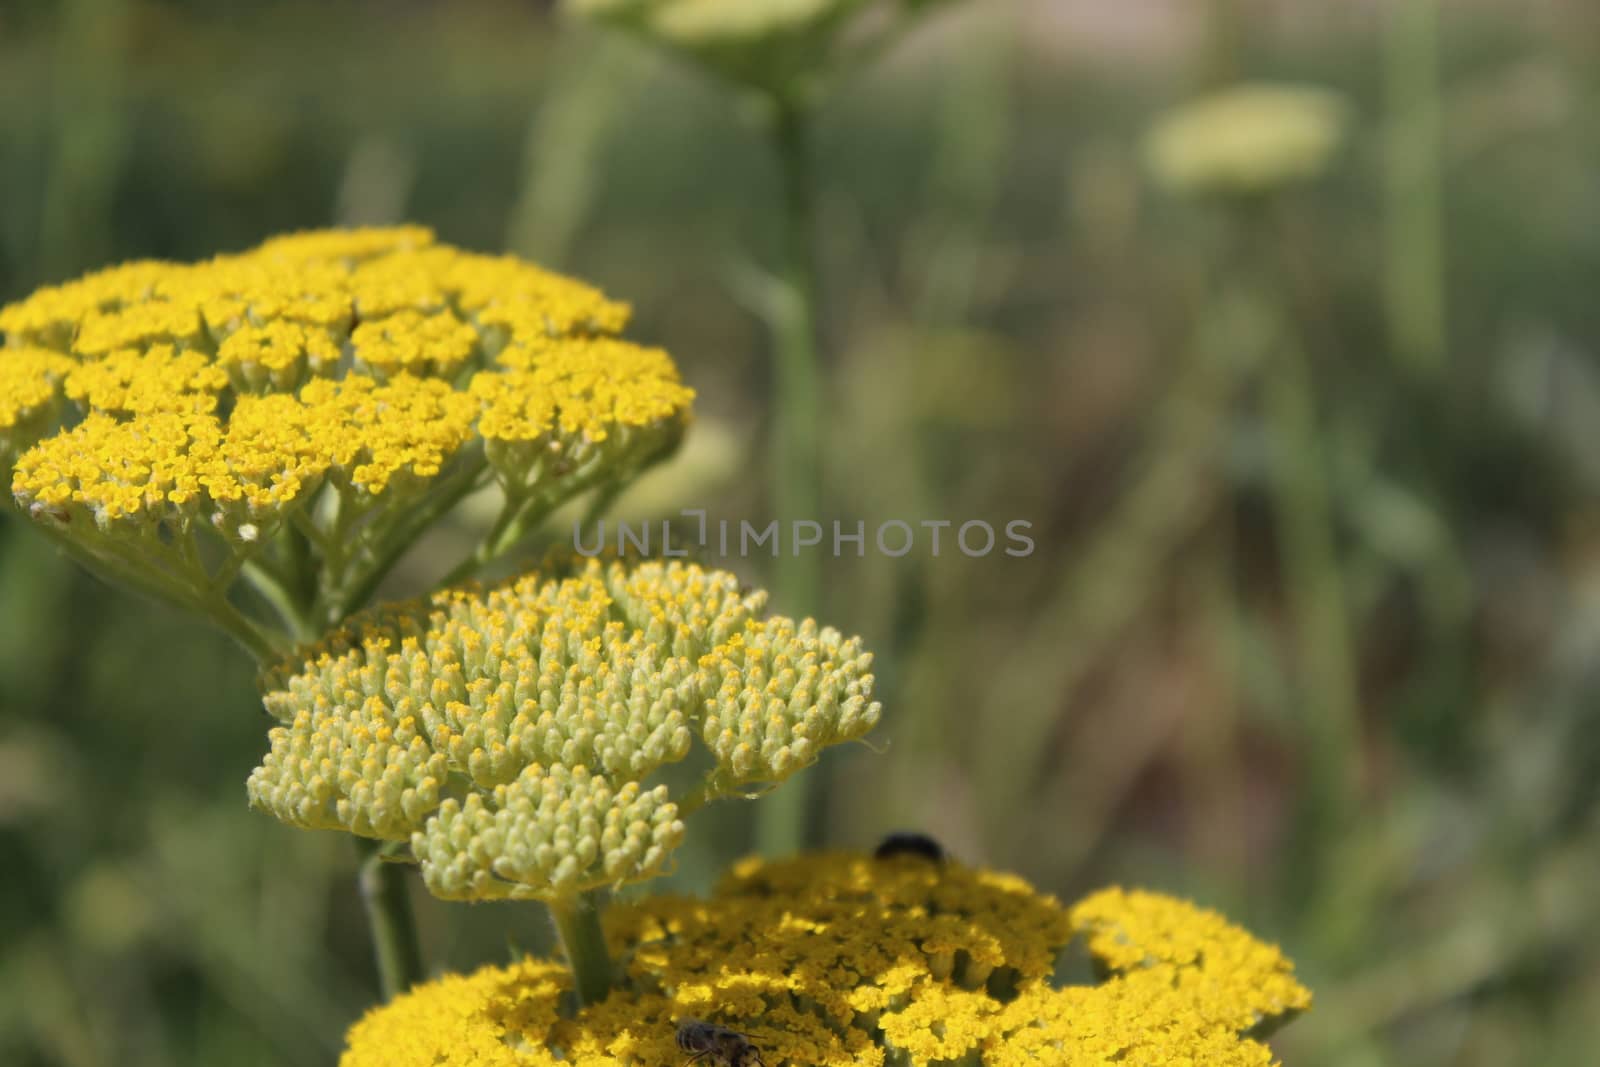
[247,558,882,901]
[700,616,880,784]
[565,0,953,102]
[415,764,682,901]
[1145,83,1349,197]
[570,0,824,37]
[594,0,847,45]
[252,695,448,839]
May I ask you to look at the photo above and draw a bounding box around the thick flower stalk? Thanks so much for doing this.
[248,557,882,1000]
[341,851,1311,1067]
[2,227,693,656]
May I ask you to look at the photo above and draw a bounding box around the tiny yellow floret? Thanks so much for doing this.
[0,347,75,464]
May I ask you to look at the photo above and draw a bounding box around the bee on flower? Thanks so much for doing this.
[675,1019,766,1067]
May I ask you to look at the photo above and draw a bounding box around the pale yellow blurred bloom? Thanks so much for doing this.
[1145,83,1349,196]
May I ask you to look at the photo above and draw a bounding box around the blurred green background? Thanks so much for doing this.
[3,0,1599,1064]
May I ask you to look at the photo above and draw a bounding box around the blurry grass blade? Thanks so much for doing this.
[974,286,1257,853]
[507,30,645,263]
[38,0,132,280]
[1382,0,1447,375]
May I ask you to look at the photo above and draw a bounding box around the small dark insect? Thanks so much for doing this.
[675,1018,766,1067]
[873,831,945,864]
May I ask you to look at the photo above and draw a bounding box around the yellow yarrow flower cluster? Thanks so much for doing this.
[2,227,693,643]
[340,852,1310,1067]
[248,558,882,901]
[0,347,75,465]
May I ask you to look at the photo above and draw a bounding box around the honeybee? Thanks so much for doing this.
[675,1019,766,1067]
[873,831,945,864]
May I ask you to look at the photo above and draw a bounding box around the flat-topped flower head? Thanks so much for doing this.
[247,559,883,901]
[566,0,951,101]
[1145,83,1348,197]
[339,852,1310,1066]
[2,228,693,646]
[0,347,75,469]
[581,0,847,45]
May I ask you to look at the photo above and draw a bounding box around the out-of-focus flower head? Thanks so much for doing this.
[1145,83,1349,197]
[340,851,1311,1065]
[565,0,954,103]
[247,558,882,902]
[2,228,693,639]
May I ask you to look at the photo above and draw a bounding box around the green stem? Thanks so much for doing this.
[42,525,283,663]
[769,99,823,618]
[332,455,488,620]
[203,590,287,664]
[240,557,317,644]
[547,892,614,1007]
[356,839,425,1001]
[755,98,823,858]
[285,517,321,624]
[434,439,659,589]
[1260,292,1362,920]
[437,487,529,588]
[581,480,625,529]
[289,505,333,556]
[672,778,730,820]
[1199,0,1249,86]
[1382,0,1446,375]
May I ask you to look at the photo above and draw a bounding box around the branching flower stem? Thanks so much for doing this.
[241,556,318,644]
[331,453,490,621]
[33,519,285,662]
[436,485,534,589]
